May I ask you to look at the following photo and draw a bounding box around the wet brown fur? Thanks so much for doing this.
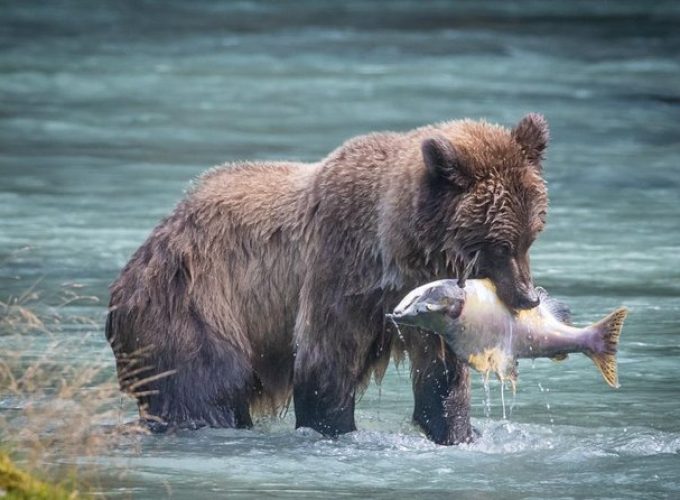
[106,114,549,442]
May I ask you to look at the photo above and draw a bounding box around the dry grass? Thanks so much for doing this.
[0,280,49,336]
[0,344,144,467]
[0,281,101,337]
[0,257,170,496]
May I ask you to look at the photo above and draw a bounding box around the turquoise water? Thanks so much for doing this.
[1,1,679,497]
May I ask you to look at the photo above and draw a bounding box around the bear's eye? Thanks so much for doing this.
[492,243,512,258]
[535,210,547,231]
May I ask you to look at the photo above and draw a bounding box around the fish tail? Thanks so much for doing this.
[586,307,628,388]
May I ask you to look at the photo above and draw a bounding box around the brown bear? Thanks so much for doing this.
[106,114,549,445]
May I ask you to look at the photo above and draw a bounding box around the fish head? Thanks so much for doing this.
[387,279,465,335]
[390,279,524,385]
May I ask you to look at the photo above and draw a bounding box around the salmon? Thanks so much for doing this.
[388,279,627,388]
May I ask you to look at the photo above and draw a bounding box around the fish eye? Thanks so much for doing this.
[426,303,445,312]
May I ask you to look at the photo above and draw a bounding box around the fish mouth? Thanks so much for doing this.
[385,312,439,334]
[385,312,416,327]
[388,298,421,323]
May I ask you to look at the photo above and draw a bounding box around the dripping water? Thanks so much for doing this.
[438,335,449,384]
[482,373,492,418]
[508,381,517,418]
[389,316,405,343]
[538,382,554,425]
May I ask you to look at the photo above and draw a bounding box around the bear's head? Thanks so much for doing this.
[419,113,549,311]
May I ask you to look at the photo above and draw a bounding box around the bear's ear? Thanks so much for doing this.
[421,136,471,187]
[512,113,549,164]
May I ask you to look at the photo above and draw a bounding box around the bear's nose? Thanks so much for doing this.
[516,292,540,310]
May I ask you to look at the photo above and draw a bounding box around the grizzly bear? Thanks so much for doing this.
[106,114,549,445]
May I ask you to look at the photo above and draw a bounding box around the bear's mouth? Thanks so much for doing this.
[450,251,481,289]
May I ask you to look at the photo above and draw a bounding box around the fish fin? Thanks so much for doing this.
[536,286,572,325]
[586,307,628,388]
[551,353,568,362]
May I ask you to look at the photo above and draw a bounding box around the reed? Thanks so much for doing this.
[0,264,168,495]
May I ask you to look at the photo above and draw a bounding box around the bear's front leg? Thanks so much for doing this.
[293,363,357,437]
[292,281,375,437]
[409,334,474,445]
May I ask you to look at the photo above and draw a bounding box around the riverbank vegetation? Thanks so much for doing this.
[0,263,148,497]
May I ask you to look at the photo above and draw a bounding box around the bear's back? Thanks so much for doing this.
[186,161,318,236]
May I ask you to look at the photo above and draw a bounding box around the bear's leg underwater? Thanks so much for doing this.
[293,372,357,437]
[406,331,474,445]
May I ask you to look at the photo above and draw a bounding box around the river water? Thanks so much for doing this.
[1,1,679,498]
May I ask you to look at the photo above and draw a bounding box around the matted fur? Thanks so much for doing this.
[106,115,549,443]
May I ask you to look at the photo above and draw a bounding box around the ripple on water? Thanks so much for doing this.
[607,428,680,457]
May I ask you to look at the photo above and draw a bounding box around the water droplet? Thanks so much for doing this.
[482,374,491,418]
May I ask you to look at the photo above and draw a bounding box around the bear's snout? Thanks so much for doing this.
[514,288,540,310]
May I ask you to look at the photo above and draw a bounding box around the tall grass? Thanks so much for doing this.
[0,253,159,496]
